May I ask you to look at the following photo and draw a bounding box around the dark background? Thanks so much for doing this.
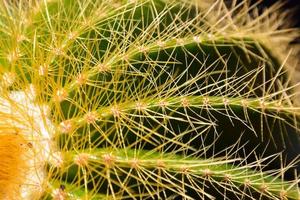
[249,0,300,43]
[233,0,300,32]
[261,0,300,27]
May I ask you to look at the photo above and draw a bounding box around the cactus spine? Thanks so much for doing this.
[0,0,299,199]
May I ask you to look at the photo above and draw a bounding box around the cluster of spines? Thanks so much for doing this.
[0,0,299,199]
[45,148,300,199]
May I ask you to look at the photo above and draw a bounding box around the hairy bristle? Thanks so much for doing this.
[0,131,29,199]
[0,0,299,199]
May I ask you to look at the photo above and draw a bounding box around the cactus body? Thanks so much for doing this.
[0,0,299,199]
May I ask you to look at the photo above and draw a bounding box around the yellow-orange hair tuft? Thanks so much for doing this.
[0,128,30,199]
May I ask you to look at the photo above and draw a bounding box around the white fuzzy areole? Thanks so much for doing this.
[0,90,54,199]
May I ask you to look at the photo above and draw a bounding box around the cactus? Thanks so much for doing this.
[0,0,300,199]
